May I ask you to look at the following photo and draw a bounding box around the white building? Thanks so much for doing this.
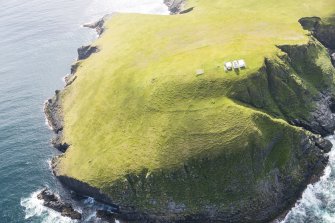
[224,62,233,70]
[232,60,239,69]
[238,59,246,68]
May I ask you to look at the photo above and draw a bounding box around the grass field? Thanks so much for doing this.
[57,0,335,209]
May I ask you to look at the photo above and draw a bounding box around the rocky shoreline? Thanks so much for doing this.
[43,6,335,223]
[37,188,82,220]
[43,1,188,220]
[44,0,188,154]
[43,10,115,154]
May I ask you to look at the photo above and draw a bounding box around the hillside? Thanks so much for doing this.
[48,0,335,222]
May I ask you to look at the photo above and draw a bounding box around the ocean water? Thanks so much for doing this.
[282,136,335,223]
[0,0,168,222]
[1,0,335,222]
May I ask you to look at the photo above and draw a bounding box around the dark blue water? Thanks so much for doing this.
[0,1,167,222]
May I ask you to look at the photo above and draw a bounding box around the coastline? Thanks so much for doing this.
[43,4,335,223]
[44,0,187,154]
[43,1,187,221]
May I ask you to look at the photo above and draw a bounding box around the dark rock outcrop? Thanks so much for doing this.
[299,17,322,31]
[299,16,335,50]
[77,45,99,60]
[55,175,118,209]
[331,52,335,66]
[314,23,335,50]
[291,92,335,137]
[180,7,194,14]
[65,75,77,87]
[44,90,69,152]
[83,14,112,35]
[70,63,79,75]
[164,0,185,14]
[44,90,63,133]
[37,188,82,220]
[286,17,335,136]
[96,210,117,222]
[312,135,333,153]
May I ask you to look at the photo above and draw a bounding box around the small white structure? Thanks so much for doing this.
[232,60,239,69]
[224,62,233,71]
[196,69,204,76]
[238,59,246,68]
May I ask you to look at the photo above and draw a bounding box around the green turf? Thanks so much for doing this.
[56,0,335,213]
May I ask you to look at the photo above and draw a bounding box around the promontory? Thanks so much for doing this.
[45,0,335,222]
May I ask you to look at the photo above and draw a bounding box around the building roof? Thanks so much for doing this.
[232,60,239,69]
[238,59,246,68]
[225,62,233,69]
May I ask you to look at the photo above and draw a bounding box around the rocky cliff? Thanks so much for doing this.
[45,1,335,222]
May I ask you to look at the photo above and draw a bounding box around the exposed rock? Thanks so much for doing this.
[314,23,335,50]
[284,17,335,136]
[312,135,333,153]
[55,175,119,209]
[51,135,69,152]
[71,62,79,74]
[290,92,335,137]
[37,188,58,202]
[299,16,335,50]
[96,210,116,222]
[299,17,322,31]
[65,75,77,87]
[83,14,112,35]
[164,0,185,14]
[44,91,69,153]
[62,206,82,220]
[77,45,99,60]
[37,188,82,220]
[180,7,194,14]
[44,90,63,133]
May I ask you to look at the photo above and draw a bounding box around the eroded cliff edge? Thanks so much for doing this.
[44,7,335,223]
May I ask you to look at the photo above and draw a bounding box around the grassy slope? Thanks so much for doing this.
[58,0,335,209]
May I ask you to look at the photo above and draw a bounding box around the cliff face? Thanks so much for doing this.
[46,1,335,222]
[299,17,335,50]
[44,90,69,152]
[229,38,335,137]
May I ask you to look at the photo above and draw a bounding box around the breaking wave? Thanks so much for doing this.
[20,190,75,223]
[282,136,335,223]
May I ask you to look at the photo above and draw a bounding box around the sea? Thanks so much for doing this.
[0,0,334,222]
[0,0,168,222]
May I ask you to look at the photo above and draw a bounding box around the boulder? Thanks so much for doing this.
[37,188,82,220]
[96,210,116,222]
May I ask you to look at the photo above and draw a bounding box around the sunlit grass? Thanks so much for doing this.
[57,0,335,194]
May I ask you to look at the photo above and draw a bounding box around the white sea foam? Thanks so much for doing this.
[20,190,75,223]
[83,196,95,206]
[47,158,52,170]
[282,136,335,222]
[85,0,169,21]
[62,74,71,83]
[43,100,53,130]
[32,1,169,222]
